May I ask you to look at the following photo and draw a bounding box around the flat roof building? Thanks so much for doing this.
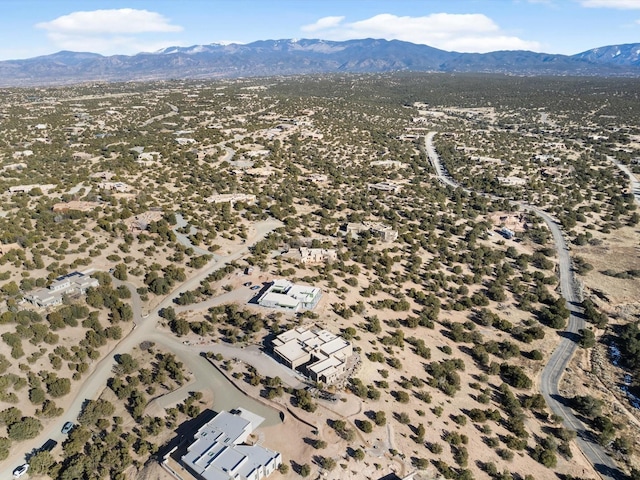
[257,279,321,311]
[97,181,131,192]
[272,327,353,384]
[205,193,257,205]
[180,408,281,480]
[345,222,398,243]
[299,247,337,265]
[368,181,401,194]
[24,271,99,308]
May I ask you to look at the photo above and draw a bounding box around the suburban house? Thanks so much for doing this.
[124,210,164,232]
[497,176,527,186]
[24,271,99,308]
[370,160,405,168]
[368,181,401,193]
[97,181,131,192]
[299,247,337,265]
[179,408,281,480]
[345,221,398,243]
[257,279,321,311]
[305,173,328,183]
[272,327,353,384]
[205,193,257,205]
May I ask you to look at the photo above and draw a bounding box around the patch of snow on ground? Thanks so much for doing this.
[609,344,621,367]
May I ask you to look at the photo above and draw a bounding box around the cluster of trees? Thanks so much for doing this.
[425,359,464,396]
[174,263,237,305]
[0,407,42,442]
[143,263,186,296]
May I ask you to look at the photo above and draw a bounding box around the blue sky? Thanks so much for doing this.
[1,0,639,60]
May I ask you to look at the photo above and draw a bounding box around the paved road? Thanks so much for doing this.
[139,102,179,127]
[172,213,214,256]
[0,219,283,478]
[608,155,640,207]
[425,132,625,480]
[425,132,458,189]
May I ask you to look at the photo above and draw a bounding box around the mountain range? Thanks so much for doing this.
[0,38,639,87]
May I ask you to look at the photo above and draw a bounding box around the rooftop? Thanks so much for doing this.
[181,409,280,480]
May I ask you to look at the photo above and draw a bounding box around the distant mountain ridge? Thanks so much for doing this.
[0,38,639,87]
[573,43,640,66]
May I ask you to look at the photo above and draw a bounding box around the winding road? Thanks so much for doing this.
[425,132,625,480]
[0,219,283,479]
[608,155,640,207]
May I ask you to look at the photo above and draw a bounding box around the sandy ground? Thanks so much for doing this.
[574,225,640,306]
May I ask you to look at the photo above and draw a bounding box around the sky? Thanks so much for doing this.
[1,0,639,61]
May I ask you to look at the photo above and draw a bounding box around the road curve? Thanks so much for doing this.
[0,219,283,479]
[608,155,640,207]
[424,132,624,480]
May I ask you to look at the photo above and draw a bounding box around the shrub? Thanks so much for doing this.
[8,416,42,440]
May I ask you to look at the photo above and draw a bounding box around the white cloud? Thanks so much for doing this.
[35,9,182,55]
[300,13,541,53]
[302,16,345,33]
[36,9,182,34]
[580,0,640,8]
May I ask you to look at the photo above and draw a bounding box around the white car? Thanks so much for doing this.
[13,464,29,478]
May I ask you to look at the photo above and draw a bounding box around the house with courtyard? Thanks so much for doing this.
[272,327,353,384]
[299,247,337,265]
[257,279,321,311]
[345,221,398,243]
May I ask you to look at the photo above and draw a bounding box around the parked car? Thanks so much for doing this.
[61,421,74,434]
[243,282,252,287]
[250,285,261,290]
[13,464,29,478]
[41,439,57,452]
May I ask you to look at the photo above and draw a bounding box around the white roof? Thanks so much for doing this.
[182,409,278,480]
[308,355,343,376]
[260,292,300,308]
[321,337,350,356]
[288,284,320,301]
[274,340,308,364]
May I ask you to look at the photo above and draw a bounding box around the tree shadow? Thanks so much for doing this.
[557,330,580,343]
[155,408,217,460]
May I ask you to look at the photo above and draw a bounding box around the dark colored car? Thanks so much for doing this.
[41,439,57,452]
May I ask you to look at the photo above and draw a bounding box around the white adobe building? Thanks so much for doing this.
[368,181,401,193]
[345,221,398,243]
[257,279,321,311]
[98,181,131,192]
[180,408,281,480]
[24,271,99,308]
[299,247,337,265]
[272,327,353,384]
[205,193,257,205]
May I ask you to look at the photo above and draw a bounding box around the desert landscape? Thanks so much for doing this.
[0,74,638,480]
